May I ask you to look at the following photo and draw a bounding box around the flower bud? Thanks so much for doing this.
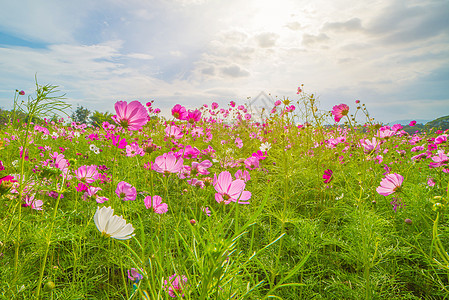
[44,281,56,290]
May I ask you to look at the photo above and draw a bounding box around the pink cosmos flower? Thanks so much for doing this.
[181,145,200,159]
[116,181,137,201]
[113,101,149,131]
[377,129,395,139]
[201,206,211,216]
[435,134,447,144]
[126,142,145,157]
[274,100,282,106]
[111,134,127,149]
[252,150,267,161]
[235,137,243,148]
[244,157,259,170]
[127,268,143,282]
[172,104,188,120]
[213,171,251,204]
[234,169,250,182]
[75,165,99,184]
[360,137,381,154]
[165,125,184,139]
[164,273,188,298]
[332,104,349,122]
[186,109,201,124]
[409,120,416,126]
[82,186,102,201]
[22,193,43,210]
[144,195,168,214]
[429,150,448,168]
[376,173,403,196]
[152,153,184,174]
[323,169,333,184]
[427,178,436,187]
[187,178,205,188]
[189,160,212,176]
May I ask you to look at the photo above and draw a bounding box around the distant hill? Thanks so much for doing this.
[398,115,449,134]
[425,115,449,130]
[388,119,430,126]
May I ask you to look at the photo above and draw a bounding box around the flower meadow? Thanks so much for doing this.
[0,83,449,299]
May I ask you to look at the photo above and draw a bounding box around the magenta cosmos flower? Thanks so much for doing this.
[323,169,333,184]
[113,101,149,131]
[332,104,349,122]
[144,195,168,214]
[213,171,251,204]
[186,109,201,124]
[116,181,137,201]
[172,104,188,120]
[152,153,184,174]
[376,173,403,196]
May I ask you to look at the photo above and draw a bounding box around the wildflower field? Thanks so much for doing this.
[0,82,448,299]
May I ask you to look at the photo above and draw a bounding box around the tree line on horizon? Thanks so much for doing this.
[1,105,448,132]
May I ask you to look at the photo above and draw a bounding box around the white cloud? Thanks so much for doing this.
[0,0,448,123]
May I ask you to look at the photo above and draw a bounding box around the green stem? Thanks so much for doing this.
[36,179,65,298]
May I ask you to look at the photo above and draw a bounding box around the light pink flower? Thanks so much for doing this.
[75,165,99,184]
[165,125,184,139]
[235,137,243,148]
[187,178,205,188]
[429,150,448,168]
[126,142,145,157]
[201,206,211,216]
[144,195,168,214]
[331,104,349,122]
[213,171,251,204]
[82,186,102,201]
[376,173,403,196]
[22,193,43,210]
[234,169,250,182]
[244,157,259,170]
[113,101,149,131]
[360,137,381,154]
[152,153,184,174]
[116,181,137,201]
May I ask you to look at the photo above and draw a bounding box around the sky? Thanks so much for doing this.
[0,0,448,124]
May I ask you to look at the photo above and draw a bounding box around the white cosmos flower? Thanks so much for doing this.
[94,206,135,240]
[260,142,271,152]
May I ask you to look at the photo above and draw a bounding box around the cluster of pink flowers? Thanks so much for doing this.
[171,104,202,124]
